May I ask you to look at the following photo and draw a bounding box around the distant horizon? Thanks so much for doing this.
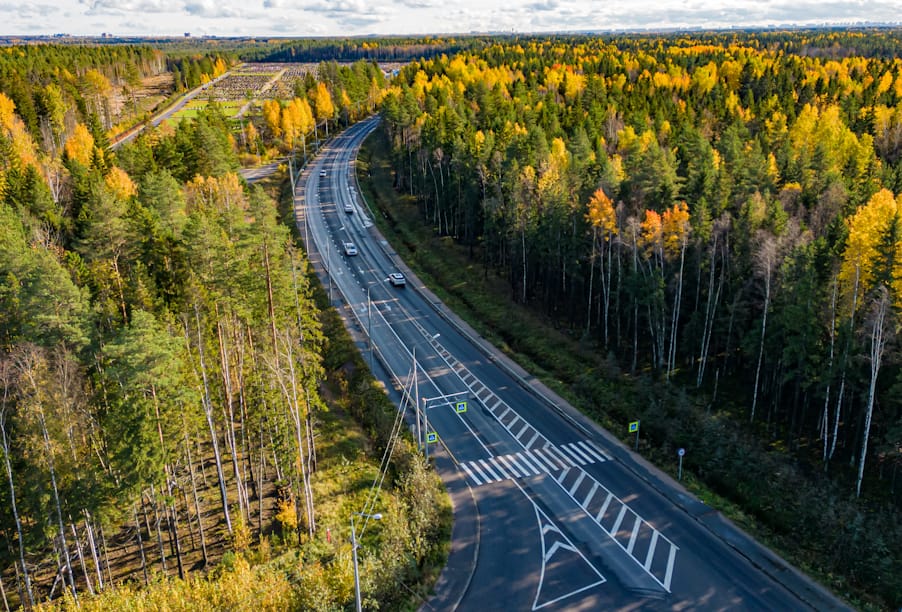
[5,21,902,42]
[2,0,900,40]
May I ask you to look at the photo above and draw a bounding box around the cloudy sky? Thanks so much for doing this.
[3,0,899,37]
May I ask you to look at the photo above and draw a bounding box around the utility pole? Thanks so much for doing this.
[351,512,382,612]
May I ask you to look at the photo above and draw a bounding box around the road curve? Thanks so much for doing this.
[296,117,850,612]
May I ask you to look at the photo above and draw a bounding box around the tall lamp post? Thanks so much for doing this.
[351,511,382,612]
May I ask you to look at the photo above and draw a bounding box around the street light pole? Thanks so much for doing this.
[367,287,373,369]
[351,512,382,612]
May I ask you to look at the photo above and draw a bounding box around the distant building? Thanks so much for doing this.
[184,32,191,38]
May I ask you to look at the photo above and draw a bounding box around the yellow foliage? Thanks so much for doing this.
[840,189,902,311]
[0,92,40,170]
[262,99,282,138]
[586,189,618,238]
[104,166,137,200]
[639,209,663,255]
[662,201,690,259]
[65,123,95,166]
[185,173,248,213]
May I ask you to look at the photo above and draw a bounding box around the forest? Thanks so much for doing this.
[376,30,902,607]
[0,42,446,610]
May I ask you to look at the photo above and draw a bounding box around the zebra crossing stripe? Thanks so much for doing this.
[534,448,566,471]
[460,462,482,486]
[459,440,610,486]
[468,461,491,483]
[479,459,503,481]
[516,422,530,439]
[560,444,589,465]
[509,453,538,476]
[496,454,524,478]
[547,445,577,468]
[577,440,610,462]
[516,452,543,475]
[563,443,593,464]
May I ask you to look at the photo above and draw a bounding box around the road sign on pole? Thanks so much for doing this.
[455,401,468,413]
[629,420,640,450]
[677,448,685,481]
[426,432,438,444]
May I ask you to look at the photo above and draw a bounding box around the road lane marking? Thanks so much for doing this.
[568,472,587,497]
[468,461,490,483]
[547,445,576,467]
[560,444,589,465]
[563,442,593,464]
[478,459,502,481]
[663,543,677,591]
[610,505,628,537]
[516,422,531,439]
[460,462,482,486]
[596,493,613,523]
[644,531,660,571]
[526,431,540,449]
[626,516,642,554]
[516,452,543,475]
[495,454,524,478]
[577,440,611,462]
[582,482,599,510]
[508,453,537,476]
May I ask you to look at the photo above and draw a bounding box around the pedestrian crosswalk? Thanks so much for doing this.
[459,440,611,486]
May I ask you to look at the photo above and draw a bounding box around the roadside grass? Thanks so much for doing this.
[355,129,891,611]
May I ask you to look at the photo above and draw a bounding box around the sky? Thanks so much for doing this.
[2,0,900,37]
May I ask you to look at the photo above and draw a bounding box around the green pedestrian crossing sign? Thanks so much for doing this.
[629,420,640,433]
[455,401,468,413]
[426,432,438,444]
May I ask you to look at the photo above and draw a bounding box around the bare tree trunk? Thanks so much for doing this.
[70,520,94,595]
[184,425,208,567]
[148,486,167,572]
[84,511,104,592]
[190,306,233,535]
[856,288,891,498]
[133,504,149,585]
[0,385,34,609]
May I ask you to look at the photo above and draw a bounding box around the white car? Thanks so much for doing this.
[344,202,354,213]
[343,242,358,256]
[388,272,406,287]
[319,169,327,178]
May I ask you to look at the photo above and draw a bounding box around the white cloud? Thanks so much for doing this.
[2,0,900,37]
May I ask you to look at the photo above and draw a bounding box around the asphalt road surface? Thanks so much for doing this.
[296,117,850,611]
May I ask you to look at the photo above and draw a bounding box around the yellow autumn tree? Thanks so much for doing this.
[662,201,691,260]
[185,173,248,213]
[262,99,282,139]
[105,166,137,200]
[840,188,902,311]
[0,92,40,170]
[65,123,95,166]
[312,82,335,134]
[586,188,617,236]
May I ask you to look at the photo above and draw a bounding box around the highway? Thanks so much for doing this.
[296,117,849,611]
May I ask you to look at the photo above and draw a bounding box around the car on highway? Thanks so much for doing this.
[344,202,354,213]
[343,242,358,256]
[319,169,327,178]
[388,272,406,287]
